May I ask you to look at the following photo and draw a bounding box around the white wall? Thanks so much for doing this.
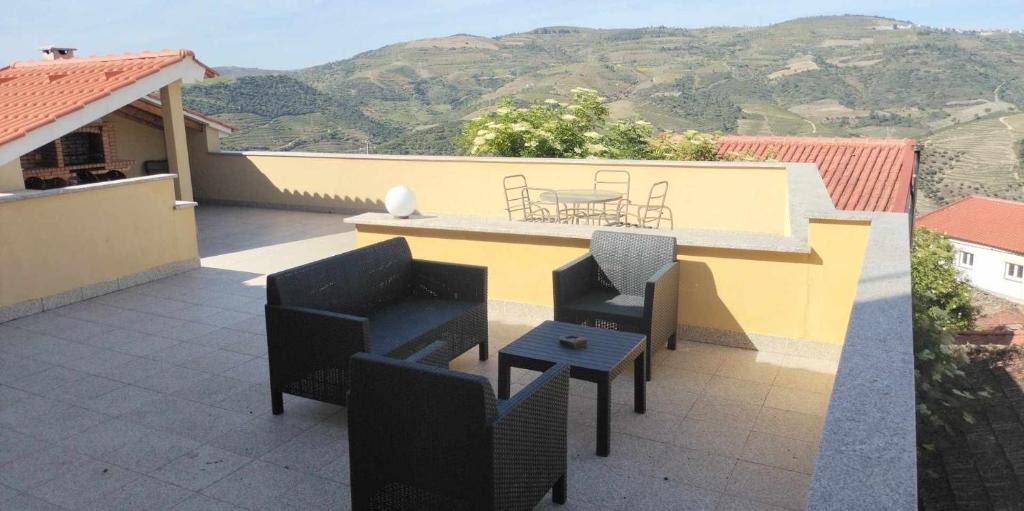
[0,158,23,193]
[952,239,1024,302]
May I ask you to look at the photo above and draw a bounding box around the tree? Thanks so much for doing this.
[456,88,722,161]
[911,227,982,433]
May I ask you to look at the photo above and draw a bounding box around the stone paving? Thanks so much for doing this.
[0,205,836,510]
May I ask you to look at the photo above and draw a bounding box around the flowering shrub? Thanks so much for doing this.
[457,88,721,161]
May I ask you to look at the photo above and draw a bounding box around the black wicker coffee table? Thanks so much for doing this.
[498,320,647,457]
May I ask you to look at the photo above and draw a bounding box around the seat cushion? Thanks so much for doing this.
[562,290,645,323]
[367,298,478,356]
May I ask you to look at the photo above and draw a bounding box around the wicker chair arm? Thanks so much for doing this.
[643,261,680,340]
[552,254,596,310]
[265,304,369,354]
[411,259,487,302]
[404,340,450,368]
[492,363,569,507]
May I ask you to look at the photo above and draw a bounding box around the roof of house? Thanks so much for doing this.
[0,49,216,148]
[717,135,918,212]
[916,196,1024,255]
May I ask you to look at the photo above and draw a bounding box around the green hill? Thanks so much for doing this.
[184,15,1024,207]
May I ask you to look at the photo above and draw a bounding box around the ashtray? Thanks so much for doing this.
[559,335,587,349]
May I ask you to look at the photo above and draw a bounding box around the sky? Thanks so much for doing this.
[1,0,1022,70]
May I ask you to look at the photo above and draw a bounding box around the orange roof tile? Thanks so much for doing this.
[717,135,918,212]
[0,49,216,147]
[916,196,1024,255]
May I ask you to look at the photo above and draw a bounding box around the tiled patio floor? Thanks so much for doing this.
[0,206,836,510]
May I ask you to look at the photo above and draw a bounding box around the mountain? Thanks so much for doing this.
[183,15,1024,208]
[213,66,287,78]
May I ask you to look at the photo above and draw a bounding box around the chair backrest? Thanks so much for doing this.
[503,174,530,220]
[266,237,412,316]
[641,181,670,228]
[590,230,676,296]
[594,169,630,199]
[349,352,497,504]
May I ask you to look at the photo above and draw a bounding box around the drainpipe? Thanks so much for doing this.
[909,143,922,241]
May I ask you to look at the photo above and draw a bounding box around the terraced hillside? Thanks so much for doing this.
[918,114,1024,212]
[183,15,1024,204]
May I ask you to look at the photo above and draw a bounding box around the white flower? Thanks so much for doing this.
[476,129,489,136]
[544,98,559,104]
[584,131,601,139]
[496,107,511,114]
[561,114,577,121]
[511,122,531,132]
[586,143,608,153]
[484,133,496,140]
[634,120,651,126]
[473,136,486,145]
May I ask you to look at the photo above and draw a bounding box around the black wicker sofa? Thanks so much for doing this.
[265,237,488,413]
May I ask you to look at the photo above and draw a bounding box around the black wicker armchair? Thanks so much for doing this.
[348,342,570,510]
[553,230,679,381]
[265,237,487,413]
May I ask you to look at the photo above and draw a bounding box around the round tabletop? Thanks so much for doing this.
[538,189,622,204]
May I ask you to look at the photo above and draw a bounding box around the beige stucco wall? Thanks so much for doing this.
[356,217,870,345]
[0,158,24,193]
[109,114,167,177]
[192,152,791,234]
[0,177,198,308]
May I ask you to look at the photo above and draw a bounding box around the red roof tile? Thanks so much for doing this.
[717,135,918,212]
[0,49,216,147]
[916,196,1024,255]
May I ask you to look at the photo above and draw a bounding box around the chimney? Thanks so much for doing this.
[39,46,77,60]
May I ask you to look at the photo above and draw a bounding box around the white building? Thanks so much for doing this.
[918,196,1024,303]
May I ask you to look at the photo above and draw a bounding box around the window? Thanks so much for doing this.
[958,251,974,268]
[61,131,105,166]
[1007,262,1024,281]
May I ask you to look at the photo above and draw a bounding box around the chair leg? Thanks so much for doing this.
[645,346,653,382]
[668,333,677,350]
[479,340,489,361]
[553,474,567,504]
[271,389,283,415]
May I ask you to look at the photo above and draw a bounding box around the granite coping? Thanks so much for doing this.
[346,212,814,254]
[0,174,177,205]
[806,211,916,510]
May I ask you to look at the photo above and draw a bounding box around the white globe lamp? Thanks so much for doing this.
[384,185,417,218]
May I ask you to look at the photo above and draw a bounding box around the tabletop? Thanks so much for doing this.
[538,189,622,204]
[499,320,646,373]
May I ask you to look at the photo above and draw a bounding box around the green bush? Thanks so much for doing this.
[911,227,983,433]
[456,88,721,160]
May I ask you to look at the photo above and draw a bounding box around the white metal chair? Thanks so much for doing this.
[618,181,673,229]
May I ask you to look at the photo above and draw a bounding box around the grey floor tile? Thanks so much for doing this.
[629,477,722,511]
[715,495,789,511]
[0,395,107,442]
[654,444,738,493]
[0,426,50,466]
[121,396,255,443]
[173,375,254,407]
[200,460,311,511]
[152,445,252,491]
[182,349,255,375]
[67,418,201,473]
[148,343,220,366]
[83,475,193,511]
[0,384,33,410]
[0,444,93,490]
[739,432,818,474]
[7,366,88,396]
[0,492,66,510]
[724,461,810,510]
[207,416,308,458]
[133,364,211,394]
[220,357,269,384]
[28,459,141,509]
[78,384,163,416]
[260,424,348,475]
[170,494,247,510]
[0,352,53,384]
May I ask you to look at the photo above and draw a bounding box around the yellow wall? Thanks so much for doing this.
[0,178,198,308]
[0,158,24,193]
[192,152,790,234]
[356,218,870,344]
[110,114,167,178]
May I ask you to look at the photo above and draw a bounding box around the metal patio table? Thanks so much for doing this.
[497,320,647,457]
[538,189,622,225]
